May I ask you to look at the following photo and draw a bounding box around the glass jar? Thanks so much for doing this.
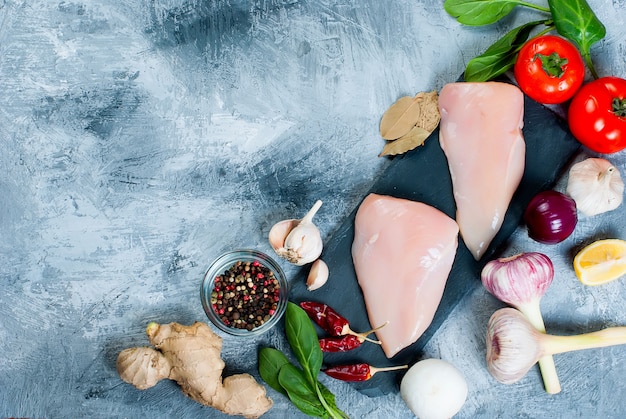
[200,249,289,337]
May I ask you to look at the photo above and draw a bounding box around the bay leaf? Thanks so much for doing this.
[379,125,430,157]
[416,90,440,132]
[379,95,422,140]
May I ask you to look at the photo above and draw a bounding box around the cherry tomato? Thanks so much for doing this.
[514,35,585,104]
[568,76,626,154]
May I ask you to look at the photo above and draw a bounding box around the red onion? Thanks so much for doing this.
[524,190,577,244]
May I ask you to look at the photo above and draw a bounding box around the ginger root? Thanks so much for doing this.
[117,321,272,418]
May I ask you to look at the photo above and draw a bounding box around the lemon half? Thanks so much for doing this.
[574,239,626,286]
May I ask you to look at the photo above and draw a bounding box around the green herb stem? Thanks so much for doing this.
[314,384,344,419]
[518,1,551,14]
[583,53,600,79]
[533,24,555,39]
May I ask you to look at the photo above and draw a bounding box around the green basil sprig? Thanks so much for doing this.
[444,0,606,81]
[465,20,550,82]
[445,0,550,26]
[258,302,348,419]
[548,0,606,79]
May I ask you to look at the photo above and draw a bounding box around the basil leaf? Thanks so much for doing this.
[258,347,290,396]
[445,0,527,26]
[278,363,329,418]
[285,302,323,388]
[318,382,349,419]
[464,20,546,82]
[547,0,605,77]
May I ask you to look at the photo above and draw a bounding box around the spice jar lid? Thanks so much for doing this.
[200,249,289,337]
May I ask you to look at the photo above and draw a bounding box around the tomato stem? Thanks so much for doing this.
[535,52,567,78]
[613,98,626,118]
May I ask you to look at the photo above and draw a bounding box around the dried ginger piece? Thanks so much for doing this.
[379,90,440,157]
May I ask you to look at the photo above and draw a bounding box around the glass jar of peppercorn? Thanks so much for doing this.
[200,249,289,337]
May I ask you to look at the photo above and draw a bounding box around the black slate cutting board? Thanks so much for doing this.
[288,90,581,397]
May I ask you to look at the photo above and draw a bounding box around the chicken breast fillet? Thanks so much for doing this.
[438,82,525,260]
[352,193,459,358]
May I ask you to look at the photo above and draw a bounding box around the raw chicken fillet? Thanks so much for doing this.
[438,82,525,260]
[352,193,459,358]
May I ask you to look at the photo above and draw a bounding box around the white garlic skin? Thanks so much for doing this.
[566,158,624,216]
[486,308,544,384]
[481,252,554,307]
[268,200,323,266]
[281,222,323,266]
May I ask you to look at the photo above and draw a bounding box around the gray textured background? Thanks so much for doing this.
[1,1,625,418]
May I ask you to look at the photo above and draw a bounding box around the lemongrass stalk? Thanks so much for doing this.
[541,327,626,356]
[517,302,561,394]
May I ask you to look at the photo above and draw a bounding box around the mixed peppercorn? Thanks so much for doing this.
[211,260,281,331]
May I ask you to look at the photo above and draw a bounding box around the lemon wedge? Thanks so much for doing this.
[574,239,626,286]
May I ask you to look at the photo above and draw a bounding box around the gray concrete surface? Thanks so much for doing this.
[1,1,625,418]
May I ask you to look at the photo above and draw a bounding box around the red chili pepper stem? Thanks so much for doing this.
[343,320,389,344]
[368,364,408,378]
[362,320,389,341]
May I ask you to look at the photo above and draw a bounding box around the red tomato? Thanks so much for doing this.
[568,76,626,154]
[514,35,585,104]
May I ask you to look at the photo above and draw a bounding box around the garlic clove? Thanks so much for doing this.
[566,157,624,216]
[306,259,329,291]
[268,219,299,252]
[268,200,324,266]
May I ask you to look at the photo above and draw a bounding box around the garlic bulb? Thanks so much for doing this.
[486,308,547,384]
[566,158,624,216]
[269,200,323,266]
[487,307,626,386]
[481,252,560,393]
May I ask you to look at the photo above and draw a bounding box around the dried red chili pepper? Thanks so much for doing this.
[324,306,354,336]
[319,335,364,352]
[323,363,408,382]
[299,301,331,331]
[299,301,386,344]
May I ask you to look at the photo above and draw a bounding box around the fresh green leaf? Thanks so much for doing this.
[278,363,329,418]
[258,347,291,396]
[444,0,549,26]
[547,0,606,78]
[464,20,547,81]
[285,302,323,388]
[317,382,349,419]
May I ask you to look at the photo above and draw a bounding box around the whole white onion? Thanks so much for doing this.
[400,358,468,419]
